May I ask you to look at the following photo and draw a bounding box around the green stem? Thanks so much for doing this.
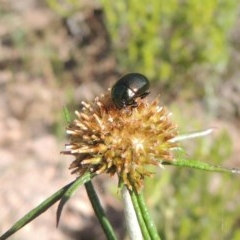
[164,158,240,174]
[0,173,93,240]
[134,190,161,240]
[129,189,151,240]
[84,181,117,240]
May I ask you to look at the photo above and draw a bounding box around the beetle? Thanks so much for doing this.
[111,73,150,109]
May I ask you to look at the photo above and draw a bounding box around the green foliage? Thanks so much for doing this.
[46,0,239,96]
[100,0,238,96]
[145,129,240,239]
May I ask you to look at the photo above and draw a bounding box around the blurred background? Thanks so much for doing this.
[0,0,240,239]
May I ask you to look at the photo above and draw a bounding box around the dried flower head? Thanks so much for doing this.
[62,91,178,192]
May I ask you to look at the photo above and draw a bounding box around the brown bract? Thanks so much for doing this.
[62,91,178,192]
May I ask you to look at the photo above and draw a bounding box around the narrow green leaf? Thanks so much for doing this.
[63,106,71,123]
[134,191,161,240]
[85,181,118,240]
[129,189,151,240]
[0,181,74,240]
[163,158,240,174]
[56,172,94,226]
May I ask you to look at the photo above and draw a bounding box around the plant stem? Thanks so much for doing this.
[85,181,117,240]
[121,187,144,240]
[132,190,161,240]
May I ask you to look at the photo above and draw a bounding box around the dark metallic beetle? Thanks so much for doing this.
[111,73,150,109]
